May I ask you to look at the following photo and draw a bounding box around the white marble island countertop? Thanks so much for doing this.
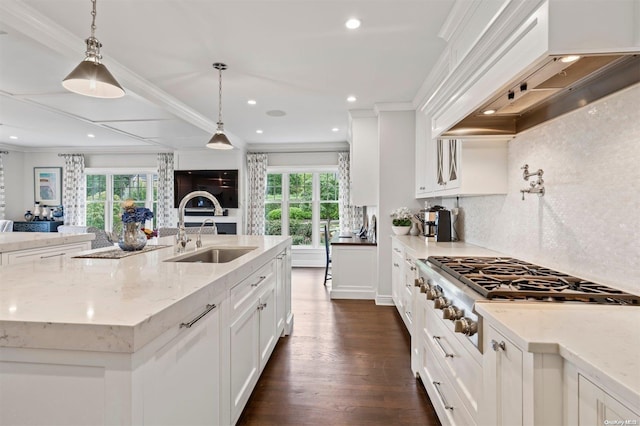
[0,235,290,353]
[0,232,95,252]
[475,302,640,408]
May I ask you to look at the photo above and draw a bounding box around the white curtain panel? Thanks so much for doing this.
[338,152,354,233]
[61,154,86,226]
[246,153,268,235]
[156,153,175,228]
[0,152,6,220]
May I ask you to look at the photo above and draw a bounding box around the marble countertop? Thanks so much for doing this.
[475,302,640,407]
[0,235,290,353]
[0,232,95,253]
[392,235,503,258]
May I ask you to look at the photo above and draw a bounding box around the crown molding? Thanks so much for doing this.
[373,102,414,114]
[348,109,377,119]
[438,0,480,42]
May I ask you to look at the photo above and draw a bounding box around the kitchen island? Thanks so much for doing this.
[0,235,292,425]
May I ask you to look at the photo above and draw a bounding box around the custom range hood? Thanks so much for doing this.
[444,54,640,137]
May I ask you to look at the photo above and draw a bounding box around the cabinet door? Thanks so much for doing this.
[578,374,639,425]
[275,252,286,336]
[143,302,220,426]
[391,245,404,312]
[230,301,260,424]
[483,325,523,426]
[258,281,278,371]
[446,139,460,189]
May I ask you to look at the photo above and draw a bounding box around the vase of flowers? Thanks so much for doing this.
[390,207,412,235]
[118,199,154,251]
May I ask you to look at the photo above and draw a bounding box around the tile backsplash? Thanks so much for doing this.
[451,84,640,295]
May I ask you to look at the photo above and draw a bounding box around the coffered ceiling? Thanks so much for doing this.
[0,0,455,152]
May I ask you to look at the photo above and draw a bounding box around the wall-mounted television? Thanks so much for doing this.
[174,170,239,209]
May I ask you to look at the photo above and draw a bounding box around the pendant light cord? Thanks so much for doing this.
[218,67,223,127]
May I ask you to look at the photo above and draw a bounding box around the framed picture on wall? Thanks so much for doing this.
[34,167,62,205]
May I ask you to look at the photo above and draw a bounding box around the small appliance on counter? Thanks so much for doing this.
[422,206,452,242]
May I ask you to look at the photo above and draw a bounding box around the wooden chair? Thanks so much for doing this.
[324,223,332,286]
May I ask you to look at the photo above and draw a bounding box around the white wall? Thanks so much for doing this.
[377,110,422,302]
[1,150,25,220]
[448,84,640,295]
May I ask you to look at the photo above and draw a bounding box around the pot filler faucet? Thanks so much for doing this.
[176,191,223,252]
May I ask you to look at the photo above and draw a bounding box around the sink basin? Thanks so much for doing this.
[166,246,257,263]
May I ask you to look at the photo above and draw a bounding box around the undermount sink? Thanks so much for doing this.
[166,246,257,263]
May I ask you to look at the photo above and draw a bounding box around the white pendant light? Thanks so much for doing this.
[62,0,125,98]
[206,62,233,150]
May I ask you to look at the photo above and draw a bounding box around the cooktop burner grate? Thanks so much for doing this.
[427,256,640,305]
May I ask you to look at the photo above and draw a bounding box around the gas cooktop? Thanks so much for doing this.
[427,256,640,305]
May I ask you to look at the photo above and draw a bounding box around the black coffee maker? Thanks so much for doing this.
[434,209,452,242]
[422,206,452,242]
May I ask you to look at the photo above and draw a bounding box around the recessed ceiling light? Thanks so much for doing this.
[482,109,496,115]
[345,18,361,29]
[347,95,357,102]
[247,99,257,105]
[9,135,18,140]
[560,55,581,63]
[332,127,339,132]
[87,133,95,138]
[256,129,263,134]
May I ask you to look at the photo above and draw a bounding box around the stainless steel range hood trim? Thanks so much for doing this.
[444,54,640,137]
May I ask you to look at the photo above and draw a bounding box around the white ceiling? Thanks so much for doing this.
[0,0,455,152]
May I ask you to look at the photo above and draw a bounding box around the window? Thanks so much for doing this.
[86,170,158,231]
[265,169,339,247]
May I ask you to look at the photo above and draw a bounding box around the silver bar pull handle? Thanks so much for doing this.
[40,252,66,259]
[250,275,267,287]
[180,304,217,329]
[432,381,454,410]
[433,336,455,358]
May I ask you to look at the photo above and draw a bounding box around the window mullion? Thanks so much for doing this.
[106,175,114,231]
[312,173,320,248]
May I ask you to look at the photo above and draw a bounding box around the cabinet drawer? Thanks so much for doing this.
[2,242,90,265]
[230,260,275,318]
[420,331,475,426]
[422,300,481,419]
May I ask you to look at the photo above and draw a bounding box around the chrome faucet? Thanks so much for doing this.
[176,191,223,252]
[520,164,546,200]
[196,218,218,248]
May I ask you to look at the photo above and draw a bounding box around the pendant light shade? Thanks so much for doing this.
[206,62,233,150]
[62,0,125,99]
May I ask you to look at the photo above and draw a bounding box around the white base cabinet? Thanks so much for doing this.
[330,244,377,300]
[141,298,222,426]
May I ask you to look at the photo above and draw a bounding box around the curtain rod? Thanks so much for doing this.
[248,150,349,155]
[0,151,8,154]
[57,153,84,157]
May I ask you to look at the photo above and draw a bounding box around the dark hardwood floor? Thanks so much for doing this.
[237,267,441,425]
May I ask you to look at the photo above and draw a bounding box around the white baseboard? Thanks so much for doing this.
[375,295,394,306]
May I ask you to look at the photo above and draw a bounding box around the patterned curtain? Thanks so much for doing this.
[0,152,6,220]
[338,152,354,233]
[156,153,175,228]
[246,153,268,235]
[61,154,86,226]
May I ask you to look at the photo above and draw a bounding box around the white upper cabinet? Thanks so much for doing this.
[349,111,379,206]
[418,137,508,198]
